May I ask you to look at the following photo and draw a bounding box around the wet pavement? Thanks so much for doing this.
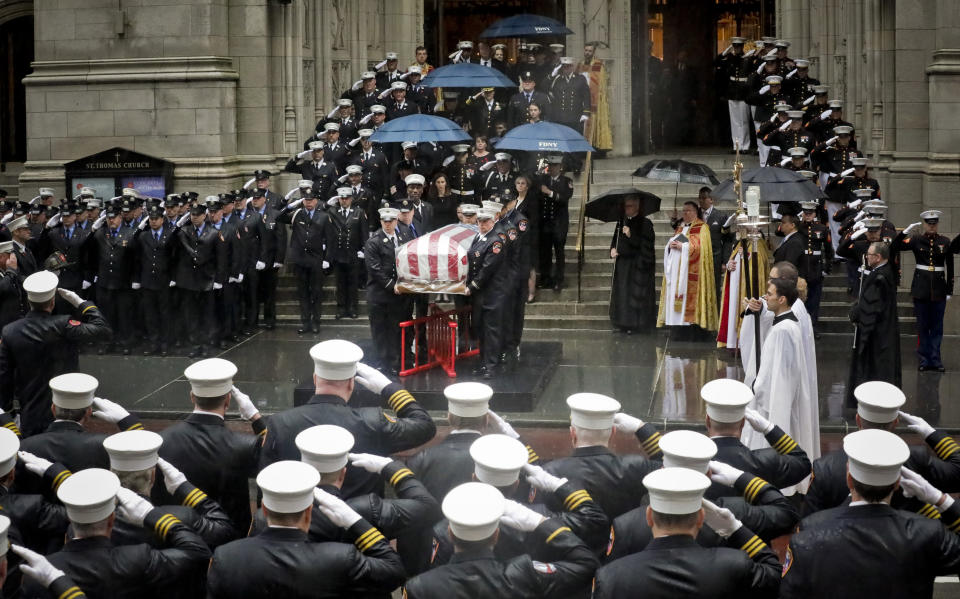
[78,324,960,433]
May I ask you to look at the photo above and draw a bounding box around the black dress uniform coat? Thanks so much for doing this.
[548,72,590,128]
[481,169,517,202]
[716,52,750,101]
[506,89,551,128]
[12,241,38,277]
[278,205,327,269]
[772,230,807,276]
[351,148,391,199]
[41,224,90,290]
[467,97,505,137]
[171,223,225,292]
[781,504,960,598]
[208,518,405,599]
[0,300,111,436]
[0,469,70,554]
[386,99,418,121]
[0,269,26,330]
[896,231,954,301]
[847,261,901,401]
[260,384,436,498]
[403,518,600,599]
[323,141,350,174]
[797,220,833,283]
[711,427,811,498]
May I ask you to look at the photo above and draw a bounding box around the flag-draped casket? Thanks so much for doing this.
[395,224,477,294]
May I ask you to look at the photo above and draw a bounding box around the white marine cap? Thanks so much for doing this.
[853,189,876,200]
[459,203,480,215]
[774,39,790,48]
[787,146,808,157]
[833,125,853,135]
[764,75,783,84]
[379,207,399,221]
[476,209,496,221]
[309,339,363,380]
[559,56,575,65]
[401,141,418,150]
[103,430,163,472]
[457,41,474,50]
[546,154,564,165]
[408,65,422,75]
[862,217,884,229]
[49,372,98,409]
[730,37,746,44]
[23,270,58,303]
[773,102,791,112]
[494,152,511,162]
[0,241,13,254]
[828,99,843,108]
[813,85,829,94]
[324,121,340,130]
[8,215,28,232]
[452,143,471,154]
[843,429,909,486]
[762,54,777,62]
[800,200,819,211]
[701,378,753,423]
[361,71,377,79]
[346,164,363,175]
[308,141,325,151]
[482,200,503,213]
[404,173,426,186]
[391,81,408,91]
[0,515,10,555]
[470,434,528,487]
[298,179,313,188]
[443,482,504,541]
[57,468,120,524]
[0,428,18,477]
[491,43,506,50]
[336,187,352,197]
[787,110,804,119]
[566,392,620,430]
[39,187,55,197]
[863,200,886,214]
[371,105,386,114]
[851,157,868,167]
[257,461,320,513]
[80,187,96,197]
[444,382,493,417]
[643,467,711,515]
[922,209,943,222]
[85,198,102,208]
[338,98,353,107]
[658,430,717,472]
[854,381,905,423]
[549,43,565,52]
[296,424,355,474]
[386,52,398,60]
[794,59,810,68]
[183,358,237,398]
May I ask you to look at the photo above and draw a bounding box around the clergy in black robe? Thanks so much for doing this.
[847,241,900,407]
[609,197,656,333]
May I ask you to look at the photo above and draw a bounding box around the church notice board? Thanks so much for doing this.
[64,147,174,201]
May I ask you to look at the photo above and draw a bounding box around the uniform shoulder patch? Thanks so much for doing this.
[782,546,793,577]
[383,412,397,423]
[68,319,81,326]
[532,561,556,574]
[492,241,502,254]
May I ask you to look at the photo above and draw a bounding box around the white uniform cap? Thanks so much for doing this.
[103,430,163,472]
[8,215,29,232]
[0,515,10,556]
[854,189,876,200]
[39,188,55,197]
[794,59,810,68]
[643,467,710,515]
[459,204,479,215]
[386,52,398,60]
[800,201,819,211]
[566,392,621,430]
[23,270,58,302]
[922,210,943,221]
[408,65,422,75]
[57,468,120,524]
[787,110,804,119]
[85,198,102,208]
[371,105,386,114]
[379,207,399,221]
[80,187,96,197]
[443,482,503,541]
[338,98,353,107]
[863,200,886,214]
[545,155,564,165]
[257,461,320,513]
[788,147,808,157]
[476,209,496,221]
[457,41,474,50]
[183,358,237,398]
[401,141,418,150]
[843,429,909,486]
[765,75,783,84]
[358,128,374,137]
[0,241,13,254]
[828,99,843,108]
[494,152,511,162]
[813,85,829,94]
[296,424,355,474]
[482,200,503,213]
[730,37,746,44]
[559,56,575,65]
[391,81,408,91]
[121,188,139,198]
[298,179,313,188]
[452,144,470,154]
[549,43,565,52]
[773,103,791,112]
[346,165,363,174]
[851,157,868,167]
[658,430,717,472]
[0,428,18,477]
[444,382,492,417]
[404,174,425,186]
[308,141,324,151]
[774,40,790,48]
[469,434,528,487]
[833,125,853,135]
[309,339,363,380]
[337,187,352,197]
[361,71,377,79]
[49,372,98,409]
[862,217,885,229]
[701,378,753,423]
[854,381,905,423]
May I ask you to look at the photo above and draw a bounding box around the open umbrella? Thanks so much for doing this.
[368,114,471,144]
[711,166,827,203]
[633,158,720,212]
[494,121,595,153]
[480,14,573,38]
[585,188,662,222]
[422,63,517,88]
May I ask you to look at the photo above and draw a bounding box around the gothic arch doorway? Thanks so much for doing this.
[0,9,33,164]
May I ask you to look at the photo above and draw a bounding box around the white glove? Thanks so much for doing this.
[91,397,131,424]
[779,157,792,167]
[900,466,953,510]
[359,113,374,125]
[377,88,392,99]
[356,251,364,259]
[523,464,567,493]
[613,412,644,434]
[10,545,64,589]
[228,276,238,284]
[0,213,11,226]
[744,49,755,57]
[327,105,340,119]
[296,149,312,160]
[487,410,519,439]
[442,155,455,167]
[45,212,61,228]
[903,222,921,236]
[744,407,774,434]
[355,362,392,395]
[480,161,496,171]
[157,457,187,495]
[348,137,361,147]
[433,100,444,112]
[500,499,546,532]
[176,214,190,228]
[287,199,304,210]
[803,94,816,106]
[755,62,765,75]
[327,197,339,207]
[272,262,282,269]
[708,460,745,487]
[820,109,833,120]
[230,385,260,420]
[721,45,732,56]
[17,451,52,477]
[758,85,770,95]
[374,59,388,70]
[213,282,222,290]
[57,288,83,308]
[351,79,363,91]
[579,115,589,123]
[348,452,393,474]
[81,280,92,290]
[237,273,244,283]
[116,487,154,526]
[853,221,866,231]
[314,488,362,528]
[898,411,936,439]
[243,177,257,190]
[169,280,177,287]
[841,167,855,177]
[826,136,838,146]
[778,121,790,131]
[786,68,797,79]
[138,217,149,231]
[322,260,330,269]
[702,499,742,538]
[91,214,107,231]
[769,114,778,123]
[131,282,141,290]
[851,228,867,240]
[255,260,266,271]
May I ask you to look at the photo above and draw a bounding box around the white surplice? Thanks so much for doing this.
[662,226,691,326]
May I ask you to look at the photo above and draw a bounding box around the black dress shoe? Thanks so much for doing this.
[122,348,131,356]
[264,324,275,330]
[97,347,106,355]
[937,366,946,373]
[335,314,343,320]
[919,365,928,372]
[143,348,154,356]
[472,366,487,376]
[188,348,202,358]
[218,341,229,349]
[297,328,309,335]
[482,369,494,380]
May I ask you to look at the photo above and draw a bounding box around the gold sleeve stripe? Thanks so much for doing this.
[545,526,572,544]
[125,423,144,431]
[355,528,386,552]
[3,422,19,436]
[740,535,766,558]
[59,587,84,599]
[526,445,540,462]
[562,490,591,511]
[358,533,386,552]
[155,514,181,539]
[744,477,768,503]
[81,305,96,314]
[933,437,960,459]
[641,433,662,455]
[933,436,952,454]
[154,514,174,537]
[918,504,941,520]
[258,428,268,438]
[184,488,207,508]
[772,434,798,454]
[52,470,72,491]
[388,390,416,411]
[389,468,414,486]
[566,494,591,511]
[355,527,380,546]
[947,516,960,533]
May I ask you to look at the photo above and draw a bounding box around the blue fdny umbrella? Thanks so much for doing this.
[422,62,517,88]
[494,121,595,153]
[368,114,471,144]
[480,14,573,38]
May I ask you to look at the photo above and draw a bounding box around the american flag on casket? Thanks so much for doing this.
[395,224,478,294]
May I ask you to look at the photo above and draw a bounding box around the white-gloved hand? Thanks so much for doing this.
[357,251,364,259]
[769,114,778,123]
[487,409,519,439]
[237,273,244,283]
[230,385,259,420]
[803,94,816,106]
[903,222,921,236]
[131,282,141,290]
[337,174,349,184]
[759,85,770,95]
[348,137,361,147]
[702,499,742,538]
[169,281,177,287]
[480,161,497,171]
[351,79,363,91]
[287,199,304,210]
[0,213,11,226]
[348,452,393,474]
[176,214,190,228]
[900,466,952,509]
[359,113,374,125]
[322,260,330,269]
[579,115,589,123]
[213,282,223,290]
[442,155,456,167]
[755,62,765,75]
[10,545,64,589]
[314,488,362,528]
[228,276,238,284]
[91,397,131,424]
[826,136,838,146]
[378,88,392,99]
[272,262,282,269]
[157,457,187,495]
[820,109,833,120]
[45,213,61,229]
[81,280,92,290]
[523,464,568,493]
[433,100,444,112]
[779,157,792,167]
[327,105,340,119]
[91,214,107,231]
[744,48,755,57]
[116,487,154,526]
[138,217,149,231]
[898,411,936,439]
[853,220,866,231]
[786,68,797,79]
[744,407,775,434]
[17,451,52,477]
[779,121,791,131]
[255,261,266,271]
[500,499,546,532]
[851,228,867,240]
[613,412,644,434]
[57,288,83,308]
[296,149,312,160]
[721,45,732,56]
[327,197,339,207]
[355,362,392,395]
[841,167,855,177]
[708,460,745,487]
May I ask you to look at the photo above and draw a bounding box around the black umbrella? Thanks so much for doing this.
[585,188,662,222]
[712,166,827,203]
[633,159,720,211]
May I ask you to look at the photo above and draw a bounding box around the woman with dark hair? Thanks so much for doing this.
[428,173,458,227]
[513,174,540,303]
[526,102,544,124]
[657,200,718,338]
[466,136,493,173]
[516,103,548,175]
